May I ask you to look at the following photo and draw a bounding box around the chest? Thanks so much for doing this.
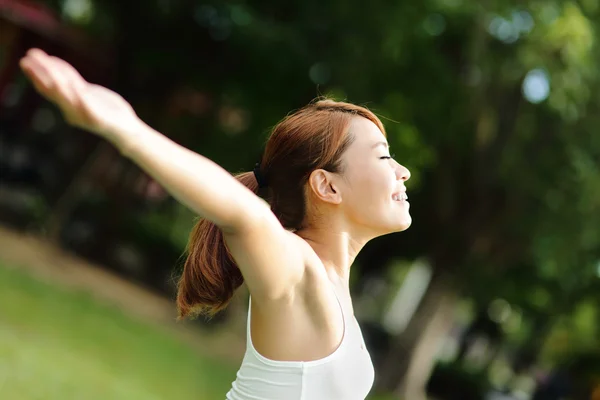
[301,319,375,400]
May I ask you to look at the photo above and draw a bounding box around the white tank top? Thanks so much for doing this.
[225,291,375,400]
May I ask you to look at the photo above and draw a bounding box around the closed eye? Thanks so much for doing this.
[379,153,396,160]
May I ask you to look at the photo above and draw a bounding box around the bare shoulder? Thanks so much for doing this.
[247,233,345,362]
[288,233,330,290]
[288,232,320,263]
[223,215,317,304]
[288,235,340,317]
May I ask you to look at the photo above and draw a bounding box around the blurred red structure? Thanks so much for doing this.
[0,0,62,37]
[0,0,114,96]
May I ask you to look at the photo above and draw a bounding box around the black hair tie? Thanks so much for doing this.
[253,163,268,189]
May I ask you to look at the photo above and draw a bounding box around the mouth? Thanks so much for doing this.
[392,192,408,202]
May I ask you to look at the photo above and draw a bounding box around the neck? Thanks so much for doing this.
[296,222,371,288]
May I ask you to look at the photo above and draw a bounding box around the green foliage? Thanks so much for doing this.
[38,0,600,380]
[427,361,488,400]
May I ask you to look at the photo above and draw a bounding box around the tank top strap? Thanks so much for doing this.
[246,295,253,344]
[329,284,348,329]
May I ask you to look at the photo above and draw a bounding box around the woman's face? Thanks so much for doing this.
[336,117,411,237]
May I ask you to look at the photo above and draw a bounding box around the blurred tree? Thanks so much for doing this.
[28,0,600,397]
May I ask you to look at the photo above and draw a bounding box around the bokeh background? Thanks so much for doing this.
[1,0,600,399]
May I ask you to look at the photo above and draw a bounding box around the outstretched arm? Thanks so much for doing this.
[19,49,306,301]
[19,48,267,231]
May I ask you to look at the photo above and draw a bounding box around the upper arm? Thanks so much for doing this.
[223,206,307,302]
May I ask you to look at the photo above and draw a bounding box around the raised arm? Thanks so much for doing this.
[20,49,266,230]
[19,49,306,303]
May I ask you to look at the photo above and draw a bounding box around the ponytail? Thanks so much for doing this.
[176,171,260,319]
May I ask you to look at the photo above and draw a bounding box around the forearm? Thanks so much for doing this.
[107,122,266,229]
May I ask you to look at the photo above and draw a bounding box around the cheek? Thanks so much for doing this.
[346,177,391,217]
[355,169,394,198]
[342,163,394,211]
[347,162,385,187]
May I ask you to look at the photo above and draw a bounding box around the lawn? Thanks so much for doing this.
[0,263,396,400]
[0,264,237,400]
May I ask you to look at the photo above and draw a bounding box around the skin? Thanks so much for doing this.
[300,116,411,287]
[257,118,411,361]
[19,48,411,363]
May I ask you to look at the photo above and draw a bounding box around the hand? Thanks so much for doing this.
[19,48,143,138]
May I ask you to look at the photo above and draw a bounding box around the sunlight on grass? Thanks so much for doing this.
[0,263,401,400]
[0,264,236,400]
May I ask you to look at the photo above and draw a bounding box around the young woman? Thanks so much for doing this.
[19,48,411,400]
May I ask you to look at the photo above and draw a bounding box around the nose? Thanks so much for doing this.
[395,162,410,182]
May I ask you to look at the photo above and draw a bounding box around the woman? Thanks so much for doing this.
[19,48,411,400]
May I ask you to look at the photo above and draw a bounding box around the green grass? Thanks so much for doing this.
[0,264,399,400]
[0,264,236,400]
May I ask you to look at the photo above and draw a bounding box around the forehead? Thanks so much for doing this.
[348,117,387,147]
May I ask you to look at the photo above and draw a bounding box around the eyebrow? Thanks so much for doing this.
[372,141,390,149]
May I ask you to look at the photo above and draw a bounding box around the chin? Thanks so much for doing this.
[393,210,413,231]
[377,218,412,236]
[361,211,412,237]
[396,218,412,232]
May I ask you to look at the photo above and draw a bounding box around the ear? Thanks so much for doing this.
[308,169,342,205]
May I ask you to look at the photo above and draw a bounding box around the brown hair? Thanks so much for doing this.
[176,99,385,319]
